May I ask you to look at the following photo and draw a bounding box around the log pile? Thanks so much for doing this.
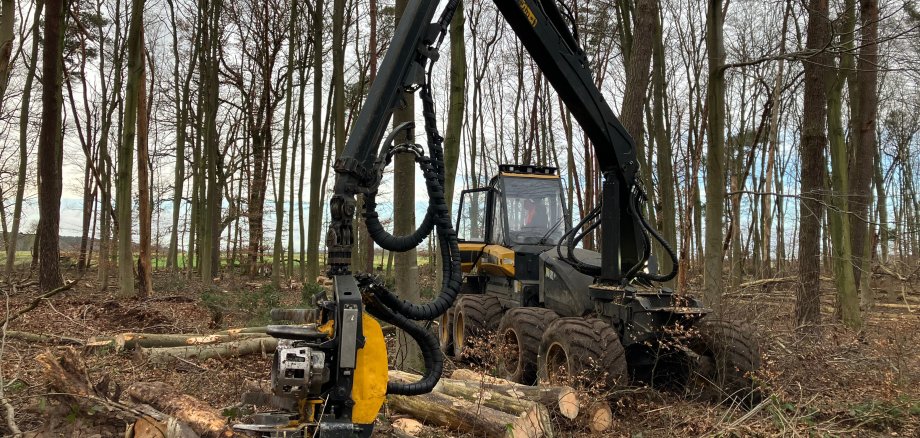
[387,369,616,437]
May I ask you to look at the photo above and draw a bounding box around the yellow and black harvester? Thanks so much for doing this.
[238,0,760,436]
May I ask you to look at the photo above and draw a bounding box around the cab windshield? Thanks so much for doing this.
[501,176,566,245]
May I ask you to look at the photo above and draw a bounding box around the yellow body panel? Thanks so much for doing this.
[312,315,388,425]
[459,242,515,278]
[351,313,389,424]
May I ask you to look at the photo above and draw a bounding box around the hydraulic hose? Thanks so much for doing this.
[363,124,437,252]
[624,190,652,279]
[633,187,679,282]
[362,293,443,395]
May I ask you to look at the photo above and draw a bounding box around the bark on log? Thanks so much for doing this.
[389,370,553,437]
[214,326,268,335]
[35,347,97,400]
[449,369,579,419]
[451,369,518,385]
[127,381,234,437]
[137,337,277,364]
[388,392,535,438]
[115,332,265,351]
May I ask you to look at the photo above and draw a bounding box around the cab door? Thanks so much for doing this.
[455,188,490,273]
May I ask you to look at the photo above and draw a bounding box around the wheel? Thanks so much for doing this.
[688,318,762,406]
[452,295,503,360]
[497,307,559,385]
[438,308,454,353]
[537,317,628,389]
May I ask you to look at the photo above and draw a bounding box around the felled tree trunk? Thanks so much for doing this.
[389,370,553,437]
[88,332,268,352]
[388,391,532,438]
[127,381,234,437]
[138,337,277,364]
[449,369,579,419]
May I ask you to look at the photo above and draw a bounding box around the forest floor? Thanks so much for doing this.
[0,265,918,437]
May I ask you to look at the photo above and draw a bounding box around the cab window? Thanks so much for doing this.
[502,177,566,245]
[456,189,487,242]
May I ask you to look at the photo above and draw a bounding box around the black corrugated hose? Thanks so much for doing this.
[357,55,461,395]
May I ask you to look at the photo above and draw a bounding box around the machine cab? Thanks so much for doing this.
[456,164,567,247]
[454,165,568,279]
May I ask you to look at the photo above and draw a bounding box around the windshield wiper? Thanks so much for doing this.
[538,219,564,245]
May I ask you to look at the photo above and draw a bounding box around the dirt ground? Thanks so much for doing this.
[1,265,918,437]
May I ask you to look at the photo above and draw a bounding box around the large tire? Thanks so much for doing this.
[497,307,559,385]
[452,295,503,360]
[438,307,454,354]
[689,319,762,406]
[538,317,628,389]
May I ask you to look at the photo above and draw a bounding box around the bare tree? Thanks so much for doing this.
[703,0,726,310]
[796,0,831,330]
[36,0,67,291]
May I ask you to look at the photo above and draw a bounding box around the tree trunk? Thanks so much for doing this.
[795,0,831,330]
[139,337,277,364]
[36,0,67,291]
[6,0,43,278]
[166,0,197,272]
[703,0,725,310]
[825,0,861,328]
[273,0,298,286]
[392,0,422,371]
[651,0,675,287]
[137,28,153,299]
[850,0,879,311]
[618,0,654,172]
[0,0,13,106]
[200,0,222,280]
[126,382,234,438]
[387,392,535,438]
[306,0,325,282]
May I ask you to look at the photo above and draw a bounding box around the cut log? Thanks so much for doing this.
[392,418,424,436]
[137,337,277,364]
[115,332,265,351]
[389,370,553,437]
[388,392,533,438]
[127,381,234,437]
[581,401,613,433]
[448,369,579,419]
[130,415,198,438]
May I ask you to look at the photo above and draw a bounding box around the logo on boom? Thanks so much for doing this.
[518,0,538,27]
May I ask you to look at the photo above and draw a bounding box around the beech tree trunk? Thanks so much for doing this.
[796,0,831,329]
[36,0,67,291]
[392,0,422,371]
[137,28,153,298]
[6,0,43,279]
[703,0,725,310]
[850,0,879,312]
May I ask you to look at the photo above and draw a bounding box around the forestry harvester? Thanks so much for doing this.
[236,0,761,436]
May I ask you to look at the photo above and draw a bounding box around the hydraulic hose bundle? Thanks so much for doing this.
[353,1,463,396]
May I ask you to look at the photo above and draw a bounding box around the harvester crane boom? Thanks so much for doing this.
[328,0,662,283]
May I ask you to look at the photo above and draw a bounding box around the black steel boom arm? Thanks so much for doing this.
[327,0,648,282]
